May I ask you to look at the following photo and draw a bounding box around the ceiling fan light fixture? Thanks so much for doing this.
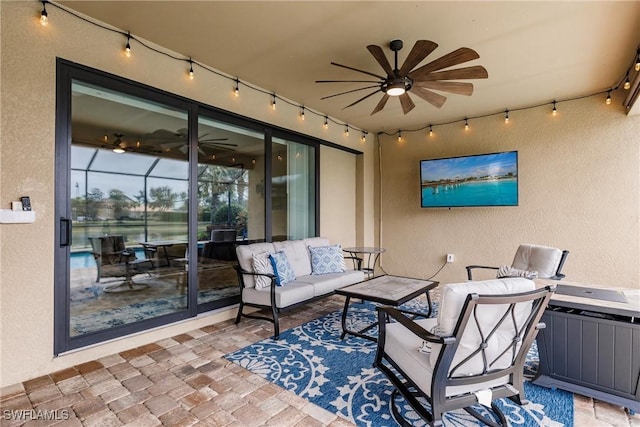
[386,83,406,97]
[112,146,125,154]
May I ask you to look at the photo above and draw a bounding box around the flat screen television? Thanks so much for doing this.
[420,151,518,208]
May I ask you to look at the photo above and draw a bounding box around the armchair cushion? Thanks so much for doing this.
[384,317,509,398]
[309,244,346,275]
[269,251,296,286]
[512,244,563,279]
[430,278,536,375]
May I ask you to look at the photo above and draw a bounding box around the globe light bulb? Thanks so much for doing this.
[40,2,48,26]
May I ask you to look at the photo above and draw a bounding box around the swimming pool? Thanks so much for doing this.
[70,249,146,269]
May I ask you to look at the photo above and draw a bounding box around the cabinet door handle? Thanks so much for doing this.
[60,217,71,247]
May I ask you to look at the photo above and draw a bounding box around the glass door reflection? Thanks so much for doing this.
[69,80,189,336]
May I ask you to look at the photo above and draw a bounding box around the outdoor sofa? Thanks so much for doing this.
[234,237,366,338]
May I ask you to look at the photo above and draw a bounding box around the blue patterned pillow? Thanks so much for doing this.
[309,244,346,275]
[269,251,296,286]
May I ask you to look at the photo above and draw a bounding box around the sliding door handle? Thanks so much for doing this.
[60,217,72,247]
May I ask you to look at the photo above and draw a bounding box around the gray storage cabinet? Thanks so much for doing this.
[534,305,640,413]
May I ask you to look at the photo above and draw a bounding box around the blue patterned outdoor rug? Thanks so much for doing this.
[224,300,573,426]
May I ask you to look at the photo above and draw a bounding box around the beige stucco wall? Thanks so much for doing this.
[320,145,357,245]
[0,2,375,387]
[378,92,640,288]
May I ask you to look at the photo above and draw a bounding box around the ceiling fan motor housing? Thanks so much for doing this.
[389,39,403,52]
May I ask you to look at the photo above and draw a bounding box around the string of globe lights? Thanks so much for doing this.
[382,45,640,141]
[38,1,639,144]
[37,0,370,142]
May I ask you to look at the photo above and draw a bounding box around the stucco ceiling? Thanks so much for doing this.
[59,1,640,133]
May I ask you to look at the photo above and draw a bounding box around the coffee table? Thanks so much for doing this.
[335,274,439,342]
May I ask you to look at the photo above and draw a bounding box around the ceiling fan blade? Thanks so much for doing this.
[410,86,447,108]
[366,45,394,77]
[160,141,185,149]
[316,79,382,83]
[342,89,382,110]
[320,85,381,100]
[416,65,489,82]
[330,62,386,80]
[399,40,439,76]
[200,141,238,147]
[371,94,390,115]
[199,137,229,142]
[409,47,481,79]
[414,81,474,96]
[399,93,416,115]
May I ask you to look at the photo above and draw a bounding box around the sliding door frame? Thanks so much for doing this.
[53,58,360,354]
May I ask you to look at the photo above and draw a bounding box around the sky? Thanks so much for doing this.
[420,151,518,182]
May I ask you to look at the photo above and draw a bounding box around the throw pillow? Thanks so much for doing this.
[252,252,275,290]
[269,251,296,286]
[308,244,346,275]
[497,265,538,279]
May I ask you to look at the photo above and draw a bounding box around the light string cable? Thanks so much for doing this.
[378,45,640,139]
[41,0,368,136]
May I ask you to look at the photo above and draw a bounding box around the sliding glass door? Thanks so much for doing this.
[272,136,316,241]
[195,116,265,308]
[65,79,191,344]
[55,60,321,353]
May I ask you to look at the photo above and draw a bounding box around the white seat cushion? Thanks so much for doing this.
[293,270,365,296]
[242,282,315,308]
[384,318,508,397]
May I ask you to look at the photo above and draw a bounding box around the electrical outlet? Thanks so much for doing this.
[446,253,455,263]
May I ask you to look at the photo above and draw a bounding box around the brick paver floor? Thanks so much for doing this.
[1,294,638,426]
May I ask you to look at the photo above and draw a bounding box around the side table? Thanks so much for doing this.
[343,247,386,278]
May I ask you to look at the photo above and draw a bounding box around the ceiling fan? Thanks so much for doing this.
[95,133,162,155]
[145,128,238,155]
[316,39,488,115]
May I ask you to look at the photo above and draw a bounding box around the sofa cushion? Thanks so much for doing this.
[273,240,312,277]
[303,237,331,248]
[236,242,275,288]
[242,282,315,308]
[252,252,274,290]
[269,251,296,286]
[293,269,365,296]
[309,245,346,275]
